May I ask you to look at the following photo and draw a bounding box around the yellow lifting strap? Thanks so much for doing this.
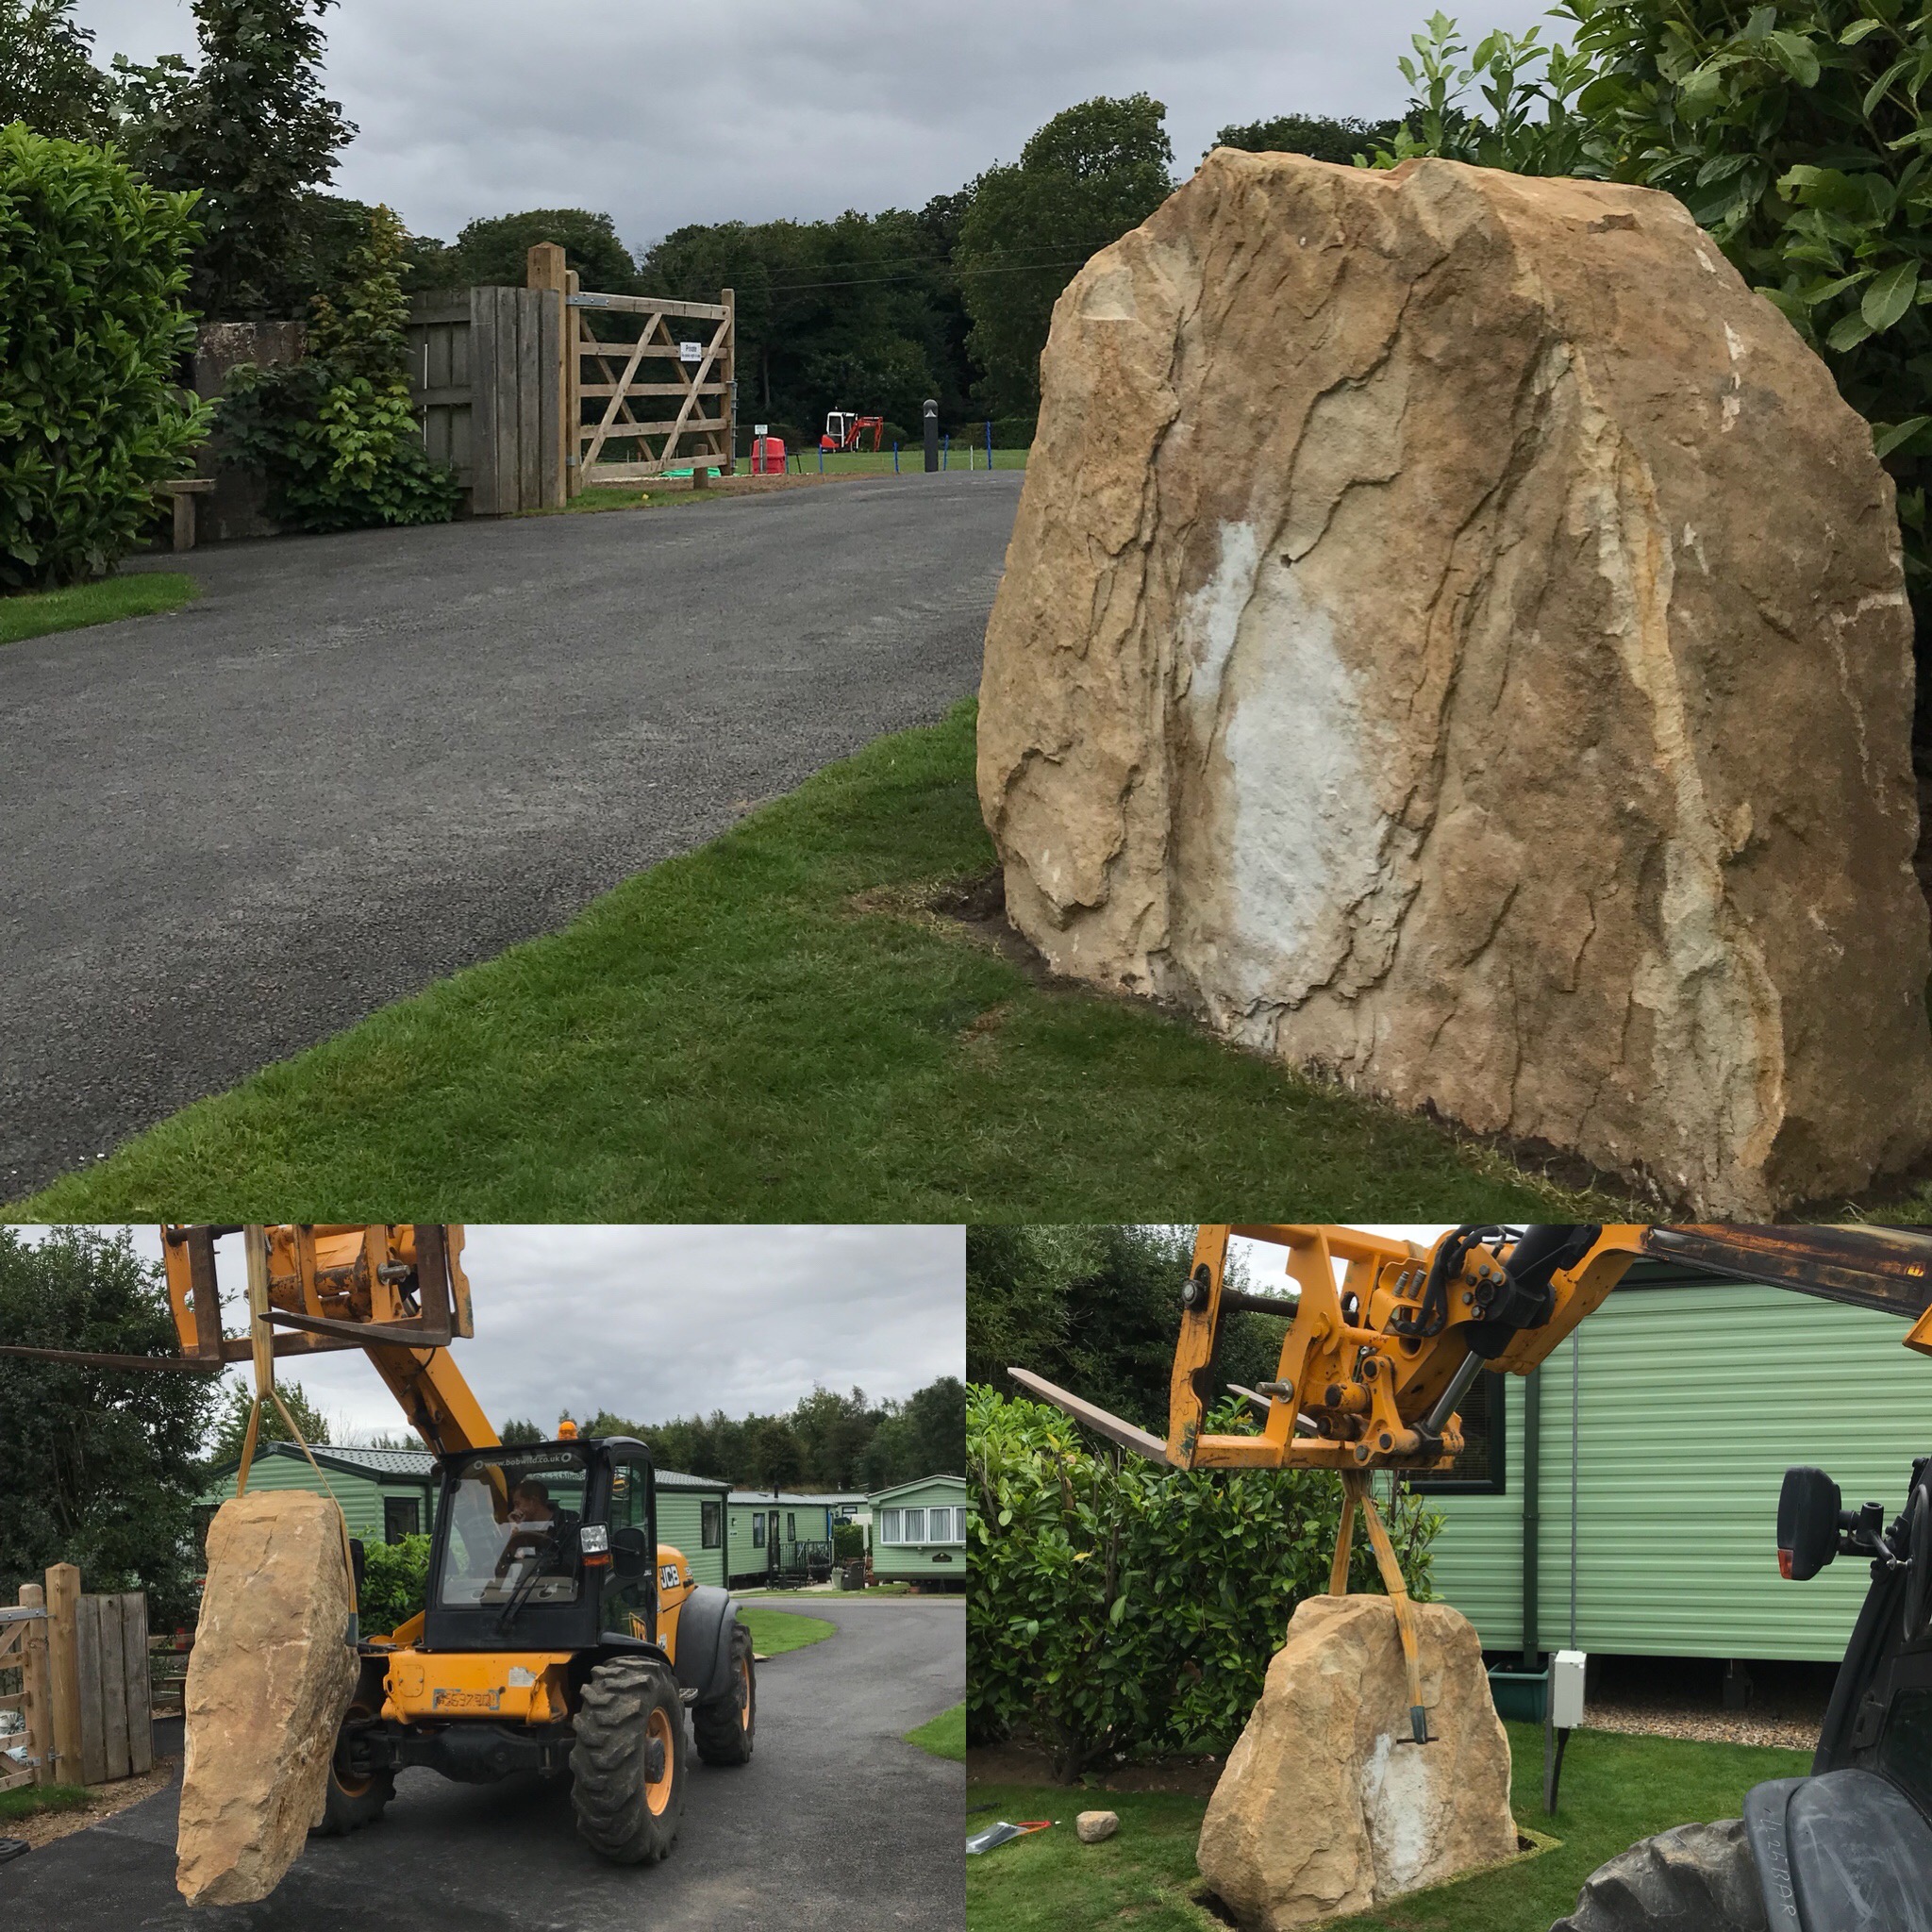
[231,1227,358,1615]
[1328,1470,1428,1744]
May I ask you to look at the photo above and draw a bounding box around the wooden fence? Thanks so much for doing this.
[407,244,736,512]
[0,1566,151,1789]
[408,287,565,516]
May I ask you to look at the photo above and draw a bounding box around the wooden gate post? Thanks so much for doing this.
[18,1585,52,1787]
[720,286,737,475]
[526,242,570,510]
[44,1563,80,1788]
[564,269,581,497]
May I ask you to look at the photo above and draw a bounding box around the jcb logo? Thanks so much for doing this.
[659,1563,683,1592]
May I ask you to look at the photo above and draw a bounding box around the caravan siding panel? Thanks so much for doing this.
[203,1455,387,1545]
[869,1476,970,1584]
[1427,1286,1932,1659]
[657,1491,725,1590]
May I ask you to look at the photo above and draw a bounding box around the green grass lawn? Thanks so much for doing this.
[0,1781,91,1823]
[0,571,195,645]
[966,1723,1811,1932]
[11,700,1622,1223]
[906,1702,967,1761]
[738,1607,835,1657]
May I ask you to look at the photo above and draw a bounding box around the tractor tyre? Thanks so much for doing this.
[692,1623,757,1767]
[1551,1818,1767,1932]
[311,1709,395,1837]
[570,1657,687,1865]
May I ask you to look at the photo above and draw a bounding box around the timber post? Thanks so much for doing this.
[44,1562,80,1788]
[525,242,571,509]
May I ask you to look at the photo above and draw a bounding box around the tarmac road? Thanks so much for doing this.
[2,1594,966,1931]
[1,474,1022,1195]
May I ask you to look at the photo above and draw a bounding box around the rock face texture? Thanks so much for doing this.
[1196,1595,1515,1928]
[977,150,1932,1214]
[176,1491,358,1906]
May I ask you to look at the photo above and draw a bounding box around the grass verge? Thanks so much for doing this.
[12,700,1623,1222]
[737,1607,836,1657]
[0,1782,91,1823]
[0,571,195,645]
[907,1703,966,1760]
[965,1723,1810,1932]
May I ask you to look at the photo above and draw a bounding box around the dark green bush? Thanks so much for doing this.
[216,202,460,533]
[968,1388,1440,1780]
[0,121,207,589]
[359,1531,429,1635]
[833,1522,865,1561]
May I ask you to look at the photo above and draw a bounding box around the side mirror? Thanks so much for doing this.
[610,1526,649,1573]
[1778,1466,1841,1580]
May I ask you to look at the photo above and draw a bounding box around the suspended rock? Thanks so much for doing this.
[1195,1595,1515,1929]
[175,1490,358,1906]
[976,150,1932,1214]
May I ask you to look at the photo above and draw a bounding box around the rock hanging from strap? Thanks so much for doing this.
[175,1490,359,1906]
[1196,1594,1516,1929]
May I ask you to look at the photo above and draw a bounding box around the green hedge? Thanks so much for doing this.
[359,1532,429,1635]
[968,1387,1440,1780]
[0,122,207,590]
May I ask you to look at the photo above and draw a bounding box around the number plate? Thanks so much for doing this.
[431,1687,503,1713]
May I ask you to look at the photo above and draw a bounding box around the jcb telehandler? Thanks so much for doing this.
[1013,1224,1932,1932]
[3,1225,755,1867]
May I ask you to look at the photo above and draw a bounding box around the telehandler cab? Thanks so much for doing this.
[1013,1224,1932,1932]
[0,1224,755,1869]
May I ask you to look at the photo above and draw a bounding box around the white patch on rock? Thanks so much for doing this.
[1179,521,1261,734]
[1359,1730,1441,1897]
[1218,563,1387,1010]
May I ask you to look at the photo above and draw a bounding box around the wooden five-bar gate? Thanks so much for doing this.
[1,1566,153,1791]
[407,242,736,514]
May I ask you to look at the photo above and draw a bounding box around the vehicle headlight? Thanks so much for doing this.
[579,1524,609,1555]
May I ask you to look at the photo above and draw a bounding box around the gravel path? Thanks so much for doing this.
[1,475,1020,1195]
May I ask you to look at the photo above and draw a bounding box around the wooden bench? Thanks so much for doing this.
[157,477,215,552]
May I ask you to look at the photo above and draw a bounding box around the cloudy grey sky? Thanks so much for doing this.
[27,1224,962,1441]
[71,0,1548,253]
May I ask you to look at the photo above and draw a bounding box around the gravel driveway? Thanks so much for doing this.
[1,475,1021,1196]
[0,1594,965,1930]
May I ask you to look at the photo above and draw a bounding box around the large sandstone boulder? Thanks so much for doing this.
[1196,1595,1515,1928]
[977,150,1932,1214]
[176,1490,359,1906]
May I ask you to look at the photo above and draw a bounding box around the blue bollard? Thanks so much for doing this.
[942,434,949,471]
[986,419,993,469]
[893,441,900,474]
[818,443,824,475]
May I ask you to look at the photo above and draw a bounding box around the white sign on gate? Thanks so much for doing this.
[754,423,769,437]
[679,341,703,364]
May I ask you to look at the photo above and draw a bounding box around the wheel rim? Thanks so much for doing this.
[643,1707,675,1815]
[738,1656,752,1730]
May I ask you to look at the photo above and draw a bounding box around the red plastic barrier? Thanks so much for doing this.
[751,437,787,475]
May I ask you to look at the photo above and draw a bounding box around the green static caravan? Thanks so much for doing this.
[867,1474,969,1591]
[1417,1258,1932,1686]
[200,1442,731,1587]
[725,1491,862,1587]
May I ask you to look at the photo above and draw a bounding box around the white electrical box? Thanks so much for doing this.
[1551,1649,1587,1730]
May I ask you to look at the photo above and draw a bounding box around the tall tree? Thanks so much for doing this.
[116,0,353,318]
[0,1228,220,1627]
[967,1225,1284,1431]
[0,0,112,140]
[439,208,639,295]
[955,93,1175,417]
[207,1377,331,1464]
[1212,113,1399,164]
